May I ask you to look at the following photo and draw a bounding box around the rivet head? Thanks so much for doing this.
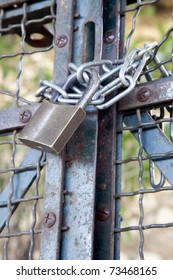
[104,31,115,44]
[137,87,152,102]
[56,35,68,48]
[19,109,32,123]
[97,205,111,222]
[43,212,56,228]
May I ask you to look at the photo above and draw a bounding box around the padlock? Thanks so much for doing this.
[18,69,99,154]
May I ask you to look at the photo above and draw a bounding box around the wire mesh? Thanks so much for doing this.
[1,0,173,261]
[0,0,55,259]
[115,0,173,259]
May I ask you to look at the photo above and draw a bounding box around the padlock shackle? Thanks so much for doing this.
[76,69,100,110]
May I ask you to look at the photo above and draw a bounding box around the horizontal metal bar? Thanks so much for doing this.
[0,0,31,8]
[119,77,173,111]
[1,0,52,28]
[0,103,40,134]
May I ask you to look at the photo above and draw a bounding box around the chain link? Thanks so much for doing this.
[36,42,158,110]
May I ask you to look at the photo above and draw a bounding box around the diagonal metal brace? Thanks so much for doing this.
[0,149,45,232]
[124,111,173,186]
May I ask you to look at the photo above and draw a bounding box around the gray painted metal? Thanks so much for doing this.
[1,0,51,20]
[39,152,65,259]
[124,111,173,186]
[60,0,102,259]
[39,0,74,260]
[0,149,45,232]
[0,104,40,134]
[0,0,31,8]
[72,0,103,64]
[61,109,98,259]
[119,77,173,111]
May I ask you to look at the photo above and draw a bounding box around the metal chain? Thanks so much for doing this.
[35,42,158,110]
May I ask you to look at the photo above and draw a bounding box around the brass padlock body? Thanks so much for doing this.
[19,101,86,154]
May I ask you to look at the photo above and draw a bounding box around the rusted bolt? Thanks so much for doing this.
[100,183,107,190]
[61,226,70,232]
[104,31,115,44]
[43,212,56,228]
[56,35,68,48]
[97,205,111,222]
[63,190,69,195]
[137,87,152,102]
[19,109,32,123]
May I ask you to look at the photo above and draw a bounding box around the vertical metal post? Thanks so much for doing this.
[93,0,120,260]
[60,0,103,260]
[40,0,74,260]
[114,0,129,260]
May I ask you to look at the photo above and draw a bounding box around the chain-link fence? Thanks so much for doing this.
[115,0,173,259]
[0,0,173,260]
[0,0,55,259]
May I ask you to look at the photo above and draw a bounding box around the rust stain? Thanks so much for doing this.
[70,192,75,204]
[75,238,79,246]
[72,171,78,177]
[100,183,107,190]
[60,0,65,6]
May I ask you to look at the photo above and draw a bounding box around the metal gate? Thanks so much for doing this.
[0,0,173,260]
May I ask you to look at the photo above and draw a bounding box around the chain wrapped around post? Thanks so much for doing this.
[35,42,160,110]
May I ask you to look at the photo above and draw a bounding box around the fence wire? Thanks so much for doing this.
[0,0,55,259]
[115,0,173,259]
[0,0,173,260]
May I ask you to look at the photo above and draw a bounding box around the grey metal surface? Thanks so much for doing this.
[0,0,31,8]
[39,152,64,259]
[72,0,103,64]
[0,104,40,134]
[119,77,173,111]
[61,109,98,259]
[60,0,102,260]
[39,0,74,260]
